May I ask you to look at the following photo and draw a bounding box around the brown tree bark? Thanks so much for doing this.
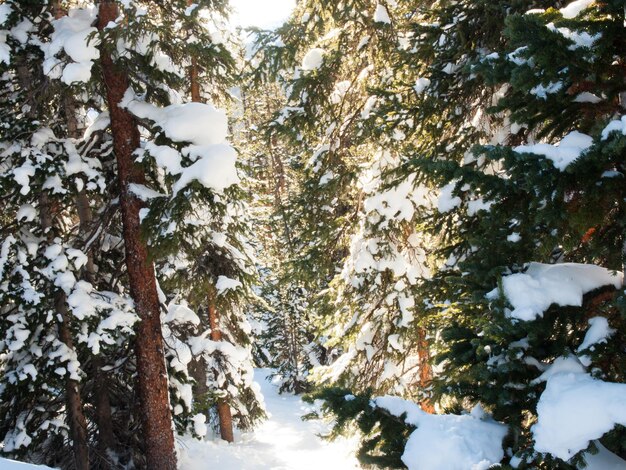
[98,2,177,469]
[416,327,435,414]
[208,303,235,443]
[55,294,91,470]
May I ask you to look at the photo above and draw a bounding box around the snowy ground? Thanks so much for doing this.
[178,368,361,470]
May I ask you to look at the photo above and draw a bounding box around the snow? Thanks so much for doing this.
[172,144,239,194]
[145,142,182,175]
[495,262,623,321]
[530,81,562,99]
[216,275,243,295]
[158,103,228,146]
[41,7,100,85]
[437,181,461,213]
[0,4,11,25]
[573,92,601,103]
[560,0,595,19]
[0,458,57,469]
[545,23,600,50]
[533,368,626,460]
[16,205,36,223]
[301,48,325,71]
[601,115,626,140]
[583,442,626,470]
[122,91,240,194]
[178,369,360,470]
[577,316,614,352]
[413,77,431,94]
[514,131,593,171]
[374,397,507,470]
[373,4,391,24]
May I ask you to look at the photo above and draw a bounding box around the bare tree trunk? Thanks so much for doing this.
[416,327,434,414]
[98,2,177,468]
[208,303,235,443]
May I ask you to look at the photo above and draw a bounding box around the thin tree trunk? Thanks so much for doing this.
[186,31,235,441]
[416,327,434,413]
[40,192,91,470]
[24,13,90,462]
[66,94,117,467]
[55,294,91,470]
[185,33,210,415]
[98,2,177,468]
[208,303,235,443]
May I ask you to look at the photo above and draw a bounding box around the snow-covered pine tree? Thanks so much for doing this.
[236,62,323,393]
[421,1,626,467]
[109,0,266,442]
[252,0,442,400]
[311,1,626,469]
[0,2,140,468]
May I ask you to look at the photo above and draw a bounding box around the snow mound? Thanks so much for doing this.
[560,0,595,19]
[374,397,507,470]
[601,115,626,140]
[496,262,622,321]
[172,144,239,194]
[41,7,100,84]
[373,4,391,23]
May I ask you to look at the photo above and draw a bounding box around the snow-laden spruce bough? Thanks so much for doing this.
[1,0,626,469]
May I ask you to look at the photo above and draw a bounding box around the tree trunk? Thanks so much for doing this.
[186,33,235,441]
[40,192,91,470]
[416,327,435,414]
[208,303,235,443]
[98,2,177,469]
[56,294,91,470]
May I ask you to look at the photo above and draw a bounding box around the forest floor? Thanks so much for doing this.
[178,368,361,469]
[0,369,360,470]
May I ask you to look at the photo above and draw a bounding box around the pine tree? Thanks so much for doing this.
[0,2,140,467]
[310,1,626,468]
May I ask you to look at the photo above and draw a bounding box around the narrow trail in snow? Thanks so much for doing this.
[179,369,361,469]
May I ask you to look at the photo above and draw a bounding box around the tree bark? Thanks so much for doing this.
[208,303,235,443]
[416,327,435,414]
[98,2,177,469]
[39,192,91,470]
[56,294,91,470]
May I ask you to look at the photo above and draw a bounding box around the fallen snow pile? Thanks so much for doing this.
[178,369,360,470]
[490,262,623,321]
[374,397,507,470]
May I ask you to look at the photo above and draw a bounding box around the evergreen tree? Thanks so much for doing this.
[310,1,626,468]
